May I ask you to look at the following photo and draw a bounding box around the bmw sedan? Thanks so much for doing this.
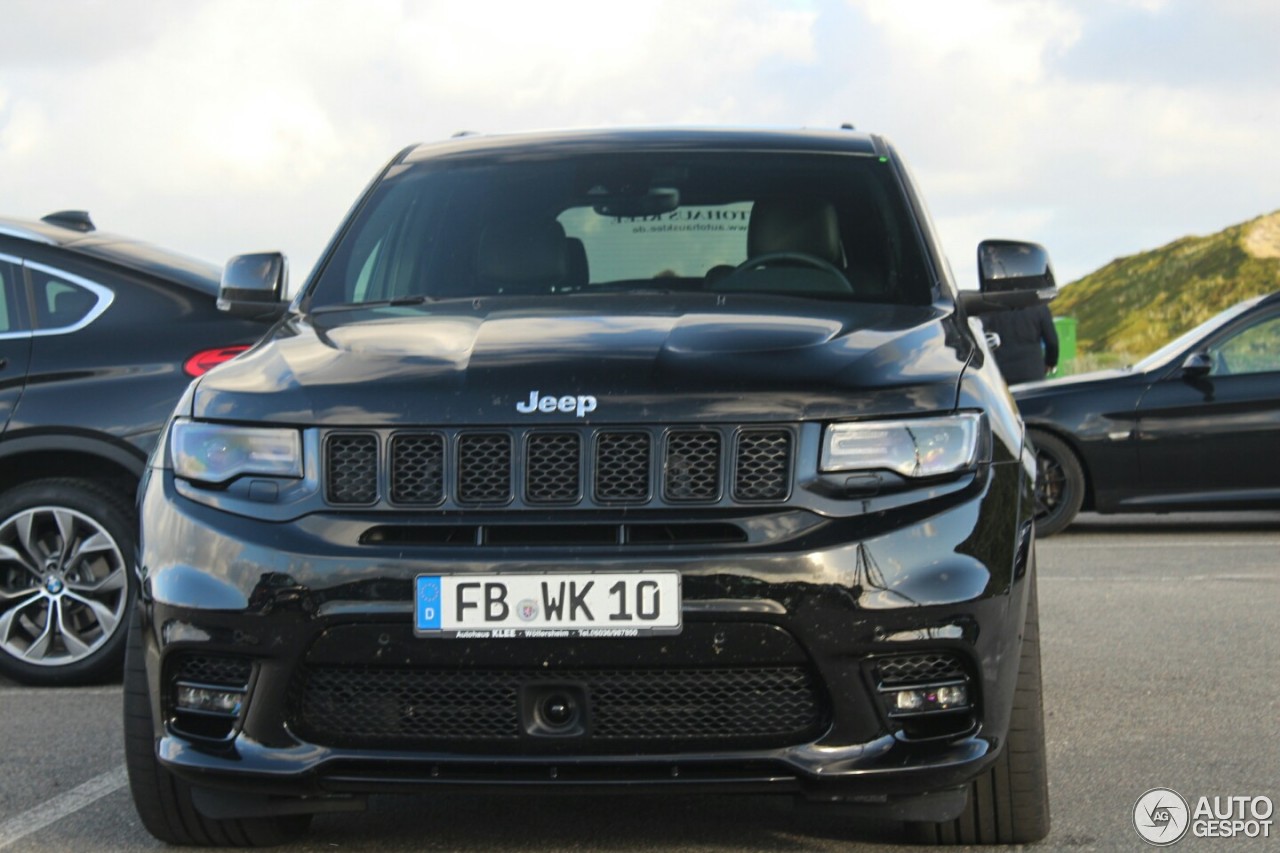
[1014,291,1280,535]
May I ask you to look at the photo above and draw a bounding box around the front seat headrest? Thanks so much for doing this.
[477,218,568,285]
[747,199,842,265]
[564,237,589,288]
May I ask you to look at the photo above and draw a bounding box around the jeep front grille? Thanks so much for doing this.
[594,431,650,501]
[322,425,796,509]
[664,431,722,501]
[325,433,378,504]
[525,432,581,503]
[734,430,792,501]
[390,434,445,504]
[457,434,513,504]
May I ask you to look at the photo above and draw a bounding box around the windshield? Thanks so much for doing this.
[306,151,934,309]
[1132,297,1264,372]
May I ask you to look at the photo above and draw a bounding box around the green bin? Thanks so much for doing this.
[1053,316,1077,373]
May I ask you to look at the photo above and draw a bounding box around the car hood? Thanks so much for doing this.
[191,295,972,425]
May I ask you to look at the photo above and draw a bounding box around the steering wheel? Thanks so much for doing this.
[730,251,853,292]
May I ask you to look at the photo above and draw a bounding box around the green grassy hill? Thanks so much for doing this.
[1054,210,1280,363]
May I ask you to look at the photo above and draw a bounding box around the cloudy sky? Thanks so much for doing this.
[2,0,1277,291]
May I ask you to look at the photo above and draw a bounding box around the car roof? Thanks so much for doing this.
[0,213,220,295]
[400,126,887,165]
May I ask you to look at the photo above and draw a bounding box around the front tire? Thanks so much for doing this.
[123,610,311,846]
[0,478,136,685]
[911,574,1051,844]
[1029,430,1085,538]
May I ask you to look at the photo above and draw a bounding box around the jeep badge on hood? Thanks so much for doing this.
[516,390,598,417]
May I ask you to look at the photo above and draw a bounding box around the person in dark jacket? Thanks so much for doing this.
[983,303,1059,384]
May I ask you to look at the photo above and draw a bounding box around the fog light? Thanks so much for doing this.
[935,684,967,708]
[886,682,971,717]
[894,689,926,712]
[176,684,244,716]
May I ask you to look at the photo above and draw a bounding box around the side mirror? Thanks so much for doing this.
[1181,351,1212,377]
[218,252,288,320]
[961,240,1058,315]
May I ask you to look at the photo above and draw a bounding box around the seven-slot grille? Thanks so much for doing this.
[323,426,793,508]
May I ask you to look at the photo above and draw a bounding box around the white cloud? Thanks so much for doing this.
[860,0,1081,84]
[0,0,1277,291]
[0,94,47,159]
[1,0,823,281]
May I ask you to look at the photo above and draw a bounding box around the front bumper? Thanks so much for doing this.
[137,459,1035,816]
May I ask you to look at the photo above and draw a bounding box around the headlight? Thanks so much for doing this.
[171,419,302,484]
[821,414,983,478]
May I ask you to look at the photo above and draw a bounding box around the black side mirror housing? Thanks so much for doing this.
[960,240,1058,315]
[218,252,289,320]
[1181,351,1212,377]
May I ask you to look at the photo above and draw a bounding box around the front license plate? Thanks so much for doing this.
[414,572,681,638]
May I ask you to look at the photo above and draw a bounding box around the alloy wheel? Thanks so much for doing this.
[0,506,128,667]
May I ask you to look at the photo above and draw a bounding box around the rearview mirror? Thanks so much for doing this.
[588,186,680,218]
[218,252,289,320]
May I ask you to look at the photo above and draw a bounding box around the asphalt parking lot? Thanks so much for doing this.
[2,511,1277,852]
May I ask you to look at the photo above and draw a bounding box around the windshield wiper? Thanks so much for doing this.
[310,294,438,313]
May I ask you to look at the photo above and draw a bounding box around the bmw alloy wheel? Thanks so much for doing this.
[0,505,128,667]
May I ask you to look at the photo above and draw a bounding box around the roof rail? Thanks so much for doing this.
[41,210,96,232]
[0,223,57,245]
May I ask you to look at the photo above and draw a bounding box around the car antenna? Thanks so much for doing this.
[41,210,96,232]
[840,123,856,130]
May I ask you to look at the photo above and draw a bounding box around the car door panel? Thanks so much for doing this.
[1135,310,1280,503]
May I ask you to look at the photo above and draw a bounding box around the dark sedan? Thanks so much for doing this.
[1014,291,1280,535]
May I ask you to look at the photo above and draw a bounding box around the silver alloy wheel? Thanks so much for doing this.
[0,505,127,667]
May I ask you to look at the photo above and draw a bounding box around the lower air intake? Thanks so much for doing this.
[292,665,827,752]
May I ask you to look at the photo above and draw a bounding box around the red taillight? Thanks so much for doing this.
[183,345,251,377]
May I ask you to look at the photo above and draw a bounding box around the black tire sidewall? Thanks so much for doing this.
[0,479,137,685]
[1029,430,1085,537]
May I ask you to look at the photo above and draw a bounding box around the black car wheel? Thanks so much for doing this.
[123,610,312,846]
[0,479,136,685]
[1028,430,1085,537]
[911,573,1051,844]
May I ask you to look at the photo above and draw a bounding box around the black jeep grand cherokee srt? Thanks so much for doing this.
[128,128,1053,846]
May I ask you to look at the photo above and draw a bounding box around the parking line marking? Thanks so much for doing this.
[0,764,127,850]
[1041,540,1280,548]
[1041,574,1276,582]
[0,687,121,696]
